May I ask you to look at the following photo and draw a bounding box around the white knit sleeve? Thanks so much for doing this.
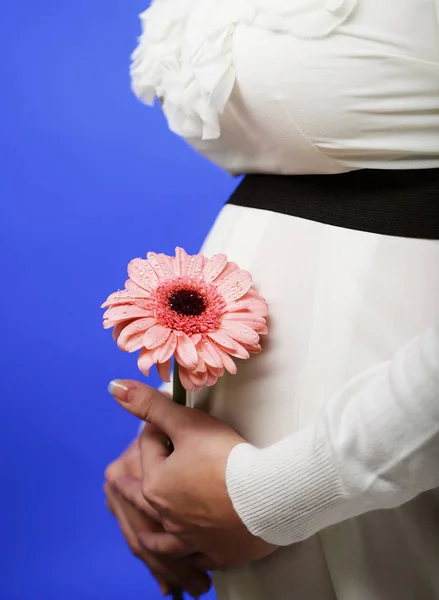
[226,321,439,546]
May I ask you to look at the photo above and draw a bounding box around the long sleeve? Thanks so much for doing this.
[226,321,439,546]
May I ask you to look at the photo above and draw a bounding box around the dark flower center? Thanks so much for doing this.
[168,289,207,317]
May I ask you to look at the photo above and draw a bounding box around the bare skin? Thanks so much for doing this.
[105,438,212,598]
[109,380,278,572]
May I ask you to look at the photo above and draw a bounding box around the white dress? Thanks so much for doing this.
[131,1,439,598]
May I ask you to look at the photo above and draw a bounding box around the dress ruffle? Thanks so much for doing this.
[131,0,358,140]
[252,0,358,38]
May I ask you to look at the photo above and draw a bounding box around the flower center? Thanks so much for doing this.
[168,289,207,317]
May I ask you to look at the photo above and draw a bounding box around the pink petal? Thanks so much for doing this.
[191,334,202,345]
[174,247,189,277]
[117,317,156,352]
[221,321,260,346]
[103,305,150,324]
[112,322,127,341]
[128,258,159,292]
[205,369,219,387]
[157,359,171,383]
[175,333,198,369]
[222,312,266,324]
[187,368,209,387]
[207,331,250,360]
[143,324,172,350]
[137,348,156,376]
[118,332,146,353]
[195,357,208,373]
[245,287,265,298]
[196,338,223,369]
[222,313,267,333]
[217,270,252,303]
[214,262,240,286]
[156,332,177,363]
[215,346,238,375]
[254,324,268,335]
[208,366,225,379]
[223,342,250,360]
[178,366,196,392]
[207,330,236,351]
[132,298,152,311]
[125,279,151,298]
[186,253,206,279]
[225,297,268,317]
[101,290,137,308]
[203,254,228,282]
[147,252,174,282]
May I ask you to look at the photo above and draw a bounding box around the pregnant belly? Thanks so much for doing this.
[190,203,439,599]
[191,203,439,445]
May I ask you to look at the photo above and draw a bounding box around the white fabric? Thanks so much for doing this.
[131,0,439,173]
[192,204,439,600]
[226,324,439,545]
[130,1,439,597]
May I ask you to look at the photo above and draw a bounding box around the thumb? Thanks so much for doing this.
[108,380,186,439]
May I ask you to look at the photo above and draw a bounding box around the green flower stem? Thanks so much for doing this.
[171,361,187,600]
[172,361,187,407]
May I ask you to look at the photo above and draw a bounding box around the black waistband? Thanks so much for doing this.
[227,170,439,239]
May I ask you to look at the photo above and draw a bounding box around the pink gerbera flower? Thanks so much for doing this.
[102,248,268,391]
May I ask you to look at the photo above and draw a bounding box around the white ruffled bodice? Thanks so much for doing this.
[131,0,357,141]
[130,0,439,174]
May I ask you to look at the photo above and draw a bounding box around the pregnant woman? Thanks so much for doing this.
[105,1,439,598]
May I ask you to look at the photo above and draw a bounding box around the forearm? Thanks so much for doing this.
[226,322,439,546]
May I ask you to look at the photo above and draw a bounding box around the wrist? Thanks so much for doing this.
[225,427,346,546]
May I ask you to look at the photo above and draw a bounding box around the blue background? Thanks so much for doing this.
[0,1,237,598]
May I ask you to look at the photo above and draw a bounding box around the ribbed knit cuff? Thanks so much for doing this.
[226,426,346,546]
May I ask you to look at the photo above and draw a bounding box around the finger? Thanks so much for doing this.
[144,539,211,598]
[121,437,142,479]
[105,438,141,484]
[113,475,162,523]
[107,486,146,558]
[158,580,172,597]
[138,531,193,559]
[185,553,219,572]
[108,490,171,592]
[139,423,172,472]
[119,502,173,596]
[105,483,116,514]
[109,489,209,598]
[149,556,212,599]
[109,380,191,441]
[105,459,125,485]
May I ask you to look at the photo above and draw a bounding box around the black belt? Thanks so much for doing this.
[227,169,439,239]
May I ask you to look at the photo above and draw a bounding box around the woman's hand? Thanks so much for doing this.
[109,381,279,571]
[105,439,212,597]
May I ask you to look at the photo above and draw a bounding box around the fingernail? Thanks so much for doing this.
[108,380,135,402]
